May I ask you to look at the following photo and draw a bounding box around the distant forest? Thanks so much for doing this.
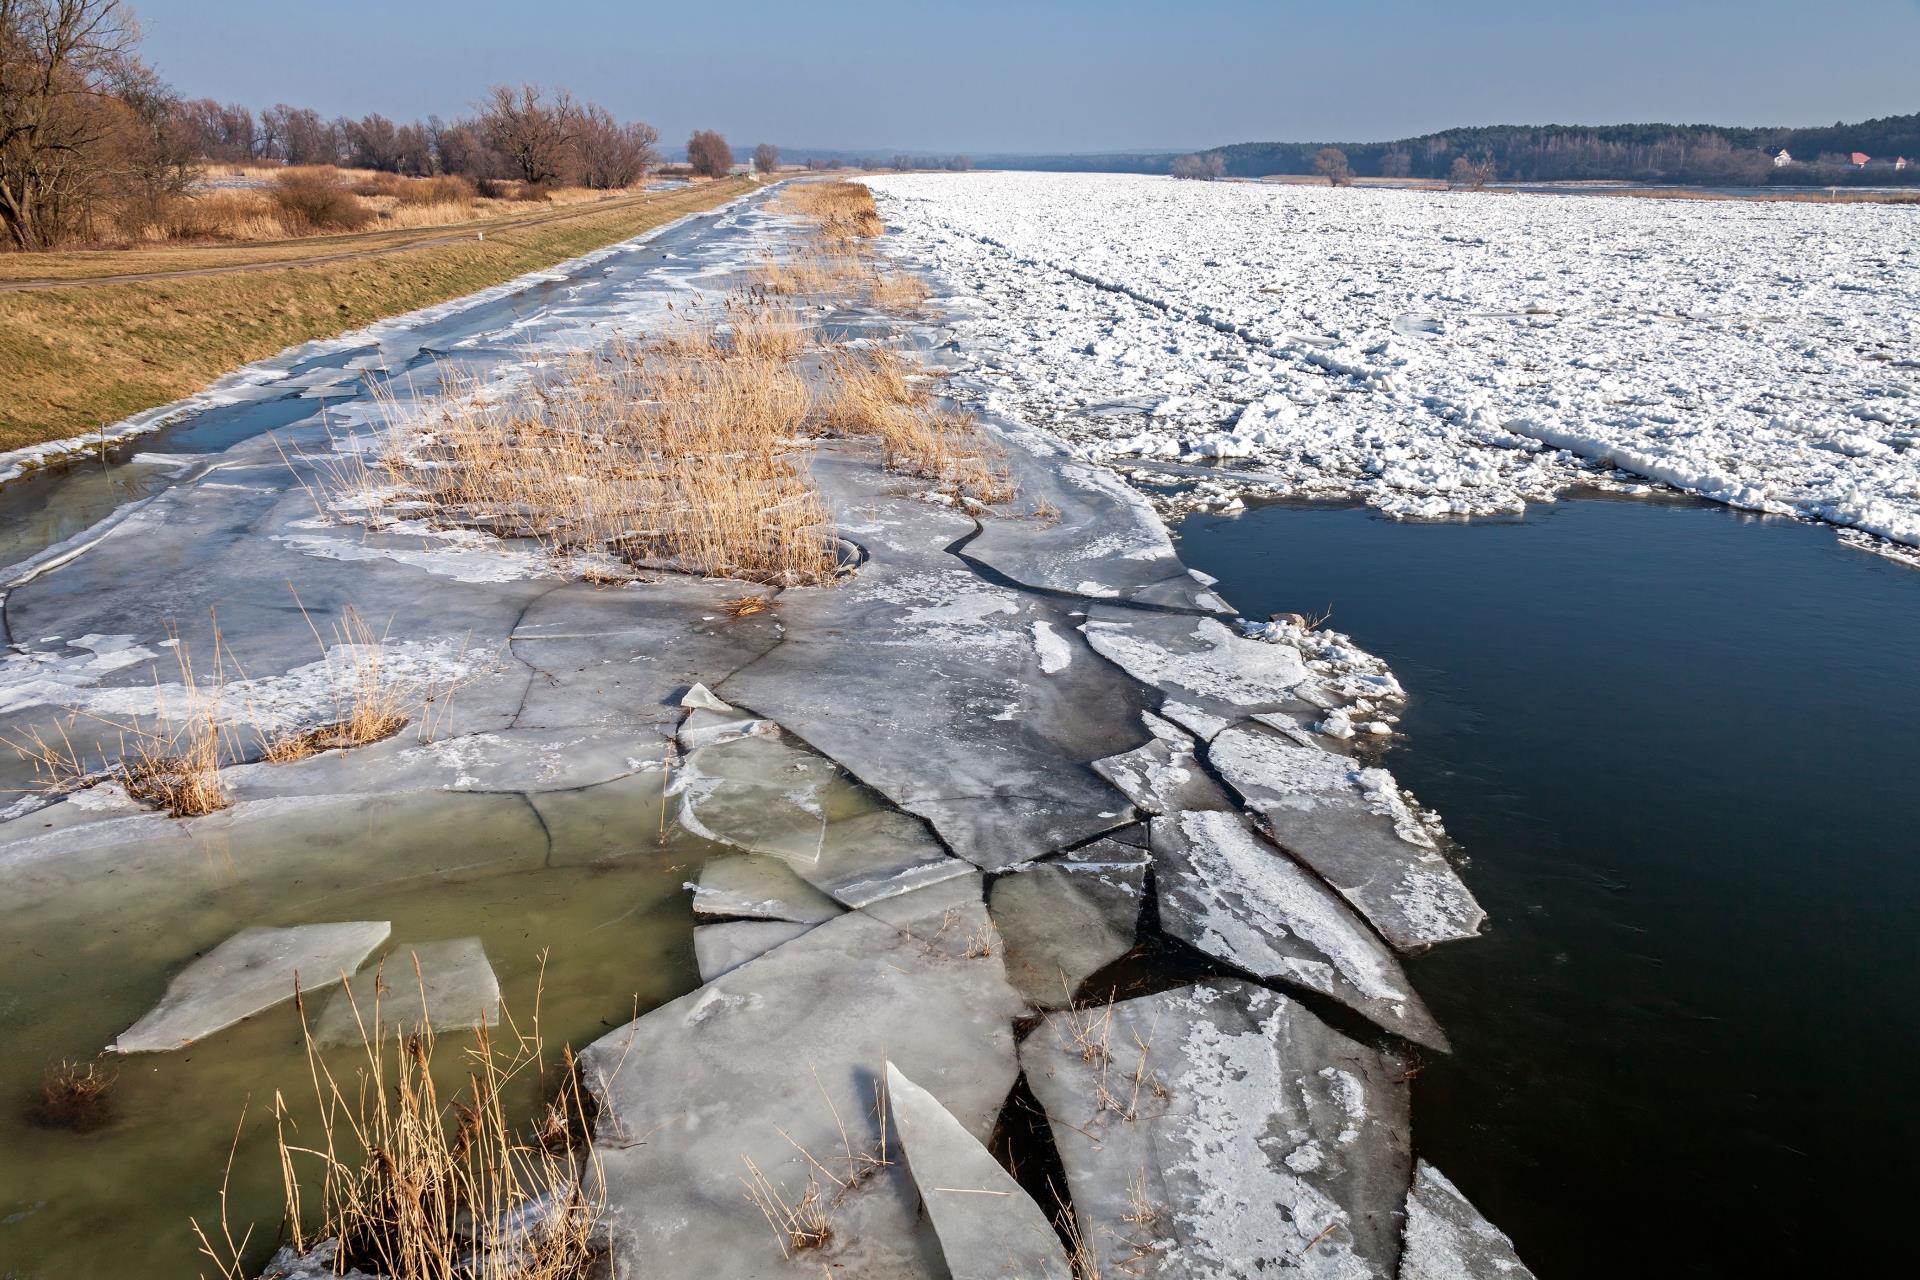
[978,113,1920,186]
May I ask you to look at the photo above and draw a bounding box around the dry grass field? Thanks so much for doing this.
[0,177,754,451]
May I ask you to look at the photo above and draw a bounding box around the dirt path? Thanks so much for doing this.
[0,193,679,292]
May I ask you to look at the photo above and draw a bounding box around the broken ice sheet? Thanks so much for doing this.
[672,685,971,908]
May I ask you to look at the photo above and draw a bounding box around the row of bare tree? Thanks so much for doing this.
[1170,153,1224,180]
[0,0,769,250]
[1173,145,1497,190]
[172,85,664,190]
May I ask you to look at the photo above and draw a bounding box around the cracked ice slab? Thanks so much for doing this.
[1022,979,1413,1280]
[688,854,845,925]
[1399,1162,1536,1280]
[672,686,973,908]
[885,1063,1072,1280]
[988,838,1145,1009]
[1093,719,1445,1049]
[955,414,1226,612]
[506,579,786,733]
[1082,604,1318,739]
[580,888,1026,1279]
[314,936,501,1045]
[1210,723,1484,950]
[719,447,1149,870]
[112,921,390,1053]
[693,920,814,982]
[224,726,666,800]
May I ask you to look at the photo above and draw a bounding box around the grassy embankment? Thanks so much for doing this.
[0,177,754,453]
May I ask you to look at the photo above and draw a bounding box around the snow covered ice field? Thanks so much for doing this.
[866,172,1920,554]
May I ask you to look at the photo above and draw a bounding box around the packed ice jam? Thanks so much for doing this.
[865,172,1920,555]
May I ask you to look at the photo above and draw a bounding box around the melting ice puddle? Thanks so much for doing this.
[0,778,709,1277]
[1173,490,1920,1278]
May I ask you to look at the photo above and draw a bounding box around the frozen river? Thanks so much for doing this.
[868,172,1920,555]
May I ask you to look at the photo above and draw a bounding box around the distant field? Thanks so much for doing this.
[0,177,754,451]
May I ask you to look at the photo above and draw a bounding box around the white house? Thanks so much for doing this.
[1773,149,1793,167]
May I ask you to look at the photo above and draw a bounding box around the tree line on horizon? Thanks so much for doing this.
[987,113,1920,187]
[1201,117,1920,186]
[0,0,762,251]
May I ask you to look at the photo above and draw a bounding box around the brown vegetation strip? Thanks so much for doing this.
[0,178,755,451]
[0,186,713,290]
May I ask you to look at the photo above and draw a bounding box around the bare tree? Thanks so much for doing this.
[1448,154,1496,190]
[752,141,779,174]
[429,115,498,180]
[1170,152,1224,180]
[1379,150,1411,179]
[392,121,435,175]
[1313,146,1353,186]
[174,99,256,162]
[111,58,196,228]
[272,105,339,166]
[575,105,657,188]
[686,129,732,178]
[0,0,168,248]
[889,153,914,172]
[481,83,578,185]
[342,113,403,171]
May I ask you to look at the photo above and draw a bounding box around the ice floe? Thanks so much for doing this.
[1022,979,1413,1279]
[1399,1161,1536,1280]
[113,921,390,1053]
[884,1063,1072,1280]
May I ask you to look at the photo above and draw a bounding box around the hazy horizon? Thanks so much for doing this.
[135,0,1920,154]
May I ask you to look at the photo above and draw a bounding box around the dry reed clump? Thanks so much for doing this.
[5,604,426,814]
[773,180,886,249]
[816,346,1015,508]
[740,1159,834,1256]
[132,190,287,242]
[723,296,810,362]
[119,712,229,817]
[260,604,411,763]
[337,303,840,587]
[755,258,931,316]
[1058,993,1163,1124]
[864,272,931,312]
[5,634,236,818]
[194,968,605,1280]
[750,253,870,298]
[28,1058,118,1133]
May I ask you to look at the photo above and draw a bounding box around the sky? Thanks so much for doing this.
[133,0,1920,154]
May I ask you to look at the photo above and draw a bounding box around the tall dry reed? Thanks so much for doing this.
[341,301,840,586]
[194,964,604,1280]
[816,346,1014,507]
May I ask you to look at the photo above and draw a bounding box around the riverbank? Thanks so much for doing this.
[0,182,1520,1278]
[0,177,755,455]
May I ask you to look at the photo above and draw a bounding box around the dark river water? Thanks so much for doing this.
[1173,492,1920,1279]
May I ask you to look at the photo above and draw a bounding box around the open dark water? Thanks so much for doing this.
[1173,493,1920,1279]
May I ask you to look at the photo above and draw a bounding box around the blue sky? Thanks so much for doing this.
[135,0,1920,153]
